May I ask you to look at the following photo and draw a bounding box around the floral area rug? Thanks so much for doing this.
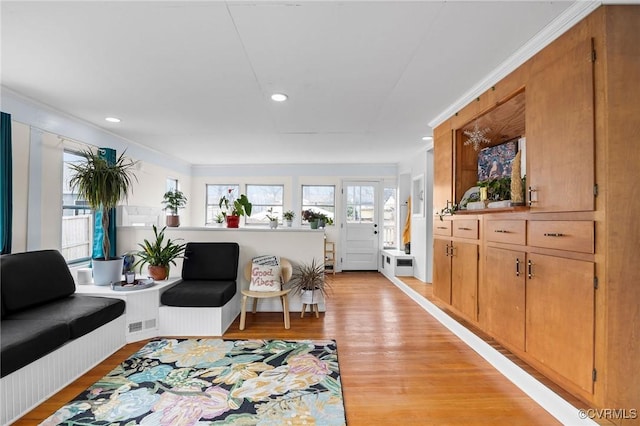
[41,338,346,425]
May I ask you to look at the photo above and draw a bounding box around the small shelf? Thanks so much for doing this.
[324,241,336,275]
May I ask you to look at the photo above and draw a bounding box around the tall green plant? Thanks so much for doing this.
[288,258,331,298]
[68,149,137,260]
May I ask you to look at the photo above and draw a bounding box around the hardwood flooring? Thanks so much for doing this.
[16,272,564,425]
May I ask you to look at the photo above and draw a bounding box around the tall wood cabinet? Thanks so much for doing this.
[431,5,640,414]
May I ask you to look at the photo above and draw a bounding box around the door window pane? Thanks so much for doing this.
[246,184,284,225]
[346,185,374,223]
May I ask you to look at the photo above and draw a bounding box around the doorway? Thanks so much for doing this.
[342,181,380,270]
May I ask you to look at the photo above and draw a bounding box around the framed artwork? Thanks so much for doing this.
[477,139,518,181]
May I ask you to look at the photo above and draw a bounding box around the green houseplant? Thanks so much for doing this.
[218,188,252,228]
[288,259,332,306]
[266,207,279,229]
[134,225,186,280]
[162,189,187,227]
[283,210,295,227]
[68,148,137,285]
[301,209,321,229]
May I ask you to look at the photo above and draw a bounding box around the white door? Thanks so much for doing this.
[343,181,379,270]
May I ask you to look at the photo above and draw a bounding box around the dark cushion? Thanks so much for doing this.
[182,242,239,281]
[1,319,70,377]
[1,250,76,313]
[4,295,125,339]
[161,280,236,307]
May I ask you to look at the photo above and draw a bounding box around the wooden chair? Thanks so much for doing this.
[239,258,292,330]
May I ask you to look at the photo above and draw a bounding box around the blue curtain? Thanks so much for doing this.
[92,148,117,259]
[0,112,12,254]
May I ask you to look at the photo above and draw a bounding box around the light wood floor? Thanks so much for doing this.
[17,272,566,425]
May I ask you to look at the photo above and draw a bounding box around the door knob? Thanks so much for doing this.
[374,224,378,228]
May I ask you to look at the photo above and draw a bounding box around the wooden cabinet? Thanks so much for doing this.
[433,124,453,212]
[433,239,452,304]
[450,241,478,321]
[433,219,479,322]
[526,38,595,213]
[484,247,526,352]
[432,6,640,411]
[526,253,595,393]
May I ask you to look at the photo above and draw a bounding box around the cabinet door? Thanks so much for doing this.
[484,247,526,351]
[433,239,452,304]
[526,253,595,393]
[451,242,478,321]
[433,125,453,212]
[526,38,595,212]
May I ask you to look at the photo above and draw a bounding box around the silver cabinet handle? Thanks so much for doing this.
[527,259,534,279]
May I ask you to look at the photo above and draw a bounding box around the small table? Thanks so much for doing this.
[75,277,181,342]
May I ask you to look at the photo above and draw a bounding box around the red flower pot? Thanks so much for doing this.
[226,215,240,228]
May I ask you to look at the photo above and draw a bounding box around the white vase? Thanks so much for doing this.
[92,257,124,286]
[301,289,323,305]
[269,220,278,229]
[285,219,293,227]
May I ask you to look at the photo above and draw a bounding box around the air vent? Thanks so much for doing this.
[129,321,143,333]
[397,259,413,267]
[144,319,157,329]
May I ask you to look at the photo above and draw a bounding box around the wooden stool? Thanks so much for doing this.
[301,303,319,318]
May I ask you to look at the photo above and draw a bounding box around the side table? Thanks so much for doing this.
[75,277,181,343]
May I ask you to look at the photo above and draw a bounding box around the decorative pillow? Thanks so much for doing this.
[249,263,282,292]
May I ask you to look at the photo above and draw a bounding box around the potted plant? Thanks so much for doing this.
[266,207,279,229]
[68,148,137,285]
[162,189,187,227]
[213,212,225,227]
[283,210,295,227]
[219,188,252,228]
[302,209,320,229]
[288,258,331,307]
[134,225,186,280]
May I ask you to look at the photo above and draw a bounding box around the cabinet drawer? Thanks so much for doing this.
[434,220,452,237]
[527,221,594,253]
[453,219,479,239]
[486,220,526,245]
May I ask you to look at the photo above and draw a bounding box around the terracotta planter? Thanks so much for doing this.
[166,215,180,227]
[148,265,169,281]
[226,215,240,228]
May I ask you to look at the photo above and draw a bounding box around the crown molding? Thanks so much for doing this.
[428,1,602,129]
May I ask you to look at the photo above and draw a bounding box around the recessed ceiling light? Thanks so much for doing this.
[105,117,121,123]
[271,93,288,102]
[422,136,433,141]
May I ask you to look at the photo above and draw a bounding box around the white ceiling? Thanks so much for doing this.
[2,1,578,166]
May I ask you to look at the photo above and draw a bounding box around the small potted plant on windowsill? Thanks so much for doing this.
[283,210,295,227]
[218,188,252,228]
[213,212,225,227]
[162,189,187,227]
[266,207,279,229]
[302,209,321,229]
[134,225,186,280]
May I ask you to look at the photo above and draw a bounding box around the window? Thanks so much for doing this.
[302,185,335,224]
[166,178,178,192]
[246,184,284,225]
[345,185,374,223]
[205,184,239,225]
[62,151,93,263]
[383,186,397,249]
